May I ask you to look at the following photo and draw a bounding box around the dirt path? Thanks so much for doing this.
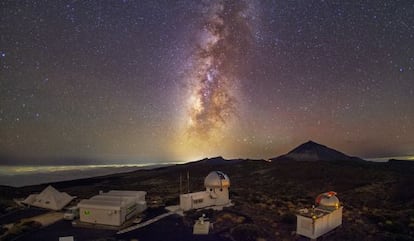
[118,212,175,234]
[22,211,63,226]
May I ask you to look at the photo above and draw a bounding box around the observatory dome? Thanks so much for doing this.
[204,171,230,188]
[316,191,340,208]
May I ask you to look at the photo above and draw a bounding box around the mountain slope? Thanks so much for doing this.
[271,140,365,161]
[185,156,242,165]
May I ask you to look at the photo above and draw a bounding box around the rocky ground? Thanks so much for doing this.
[1,157,414,241]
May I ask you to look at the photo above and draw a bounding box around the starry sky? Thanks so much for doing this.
[1,0,413,165]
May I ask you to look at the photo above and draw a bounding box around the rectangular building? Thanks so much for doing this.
[296,206,343,239]
[78,190,146,226]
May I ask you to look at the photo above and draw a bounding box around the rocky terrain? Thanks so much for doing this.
[1,141,413,241]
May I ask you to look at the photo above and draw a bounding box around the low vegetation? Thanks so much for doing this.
[1,220,42,241]
[1,158,414,240]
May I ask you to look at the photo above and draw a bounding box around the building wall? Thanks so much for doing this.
[179,194,192,211]
[206,187,229,205]
[314,207,343,238]
[296,216,314,238]
[192,195,213,210]
[180,187,230,211]
[79,207,122,226]
[296,207,343,239]
[124,202,138,220]
[136,201,147,213]
[180,192,213,211]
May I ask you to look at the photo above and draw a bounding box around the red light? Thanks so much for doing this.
[327,191,337,197]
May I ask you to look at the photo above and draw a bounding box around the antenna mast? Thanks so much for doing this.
[187,171,190,193]
[179,173,182,194]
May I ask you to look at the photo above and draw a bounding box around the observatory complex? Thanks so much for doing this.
[296,191,343,240]
[180,171,231,211]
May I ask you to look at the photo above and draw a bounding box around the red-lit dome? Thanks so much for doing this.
[316,191,340,208]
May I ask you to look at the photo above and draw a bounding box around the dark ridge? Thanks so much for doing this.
[185,156,242,165]
[388,158,411,162]
[271,140,365,162]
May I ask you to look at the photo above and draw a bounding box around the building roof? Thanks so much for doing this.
[77,190,146,210]
[103,190,146,200]
[22,185,74,210]
[316,191,340,208]
[297,207,331,219]
[204,171,230,188]
[91,195,135,203]
[180,191,208,199]
[77,199,123,210]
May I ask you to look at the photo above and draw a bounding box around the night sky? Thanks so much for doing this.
[1,0,413,164]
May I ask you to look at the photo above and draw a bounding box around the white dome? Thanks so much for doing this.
[316,191,340,208]
[204,171,230,188]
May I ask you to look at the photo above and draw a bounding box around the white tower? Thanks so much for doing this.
[204,171,230,206]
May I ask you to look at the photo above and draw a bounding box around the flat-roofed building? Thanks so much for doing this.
[77,190,146,226]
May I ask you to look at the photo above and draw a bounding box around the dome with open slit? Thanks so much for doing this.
[204,171,230,188]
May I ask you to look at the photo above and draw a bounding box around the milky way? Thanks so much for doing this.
[185,1,254,140]
[0,1,413,164]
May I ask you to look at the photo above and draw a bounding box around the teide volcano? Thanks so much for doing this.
[272,140,365,162]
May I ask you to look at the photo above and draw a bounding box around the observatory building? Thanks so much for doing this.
[296,191,343,240]
[77,190,147,226]
[180,171,231,211]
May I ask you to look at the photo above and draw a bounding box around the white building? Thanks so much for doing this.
[193,214,210,235]
[180,171,231,211]
[77,190,146,226]
[22,185,74,211]
[296,191,343,240]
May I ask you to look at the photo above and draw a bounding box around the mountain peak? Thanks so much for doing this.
[287,140,328,154]
[272,141,365,162]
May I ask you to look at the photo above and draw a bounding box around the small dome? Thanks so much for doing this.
[204,171,230,188]
[316,191,340,208]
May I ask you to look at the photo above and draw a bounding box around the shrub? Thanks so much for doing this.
[383,220,406,234]
[366,213,386,224]
[231,224,264,241]
[0,227,7,236]
[164,196,179,206]
[280,212,296,225]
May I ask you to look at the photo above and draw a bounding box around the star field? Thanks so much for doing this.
[0,0,413,164]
